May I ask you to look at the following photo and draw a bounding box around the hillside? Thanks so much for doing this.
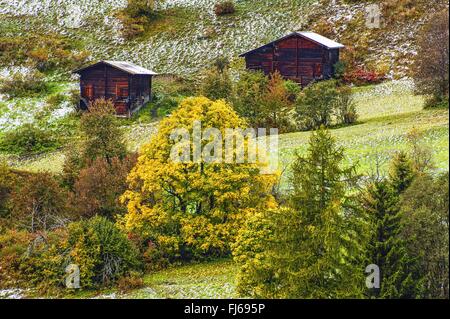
[1,0,447,133]
[0,0,448,178]
[0,0,448,301]
[4,79,449,182]
[0,0,316,75]
[1,0,446,77]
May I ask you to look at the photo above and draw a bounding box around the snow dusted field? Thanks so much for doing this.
[0,288,27,299]
[0,70,76,131]
[0,0,315,130]
[0,0,315,75]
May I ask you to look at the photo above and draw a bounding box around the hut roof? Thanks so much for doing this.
[74,60,157,75]
[239,31,344,57]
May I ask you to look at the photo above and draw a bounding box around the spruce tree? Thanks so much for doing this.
[263,127,366,298]
[363,151,419,298]
[389,151,415,194]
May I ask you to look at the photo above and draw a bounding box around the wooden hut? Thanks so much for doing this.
[240,32,344,87]
[73,61,157,116]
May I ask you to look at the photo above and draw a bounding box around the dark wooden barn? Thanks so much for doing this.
[73,60,157,116]
[240,31,344,87]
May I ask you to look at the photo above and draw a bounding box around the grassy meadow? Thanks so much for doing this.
[5,80,448,184]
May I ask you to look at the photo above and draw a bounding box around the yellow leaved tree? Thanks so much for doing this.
[120,97,278,263]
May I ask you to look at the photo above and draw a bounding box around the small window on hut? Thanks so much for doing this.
[115,84,128,98]
[314,64,322,75]
[84,85,94,99]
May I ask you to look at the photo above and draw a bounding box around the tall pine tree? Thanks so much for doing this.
[363,151,420,298]
[234,127,368,298]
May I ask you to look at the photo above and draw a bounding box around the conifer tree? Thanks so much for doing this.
[389,151,415,194]
[234,127,367,298]
[362,151,420,298]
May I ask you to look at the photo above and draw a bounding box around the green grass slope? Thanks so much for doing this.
[4,80,449,182]
[277,80,449,188]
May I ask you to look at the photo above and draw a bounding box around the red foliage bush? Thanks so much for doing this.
[343,68,385,85]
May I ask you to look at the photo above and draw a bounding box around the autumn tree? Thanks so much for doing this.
[335,85,358,125]
[9,172,69,232]
[80,99,127,164]
[62,99,127,189]
[233,128,367,298]
[233,70,295,132]
[120,97,277,260]
[71,154,137,220]
[260,71,294,132]
[406,128,434,173]
[413,8,449,106]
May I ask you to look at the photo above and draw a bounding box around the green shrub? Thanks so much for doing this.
[18,230,68,293]
[66,216,141,288]
[232,70,268,122]
[117,0,164,39]
[296,80,338,130]
[46,92,67,109]
[154,94,179,117]
[0,33,89,73]
[200,68,233,101]
[0,218,141,292]
[295,80,358,130]
[0,228,67,293]
[335,85,358,125]
[333,61,346,79]
[284,80,301,102]
[0,71,49,98]
[126,0,160,18]
[426,97,449,109]
[153,75,196,97]
[214,1,236,16]
[0,229,32,288]
[400,172,449,298]
[0,123,59,156]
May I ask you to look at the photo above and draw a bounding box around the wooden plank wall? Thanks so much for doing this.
[79,65,151,116]
[244,34,337,86]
